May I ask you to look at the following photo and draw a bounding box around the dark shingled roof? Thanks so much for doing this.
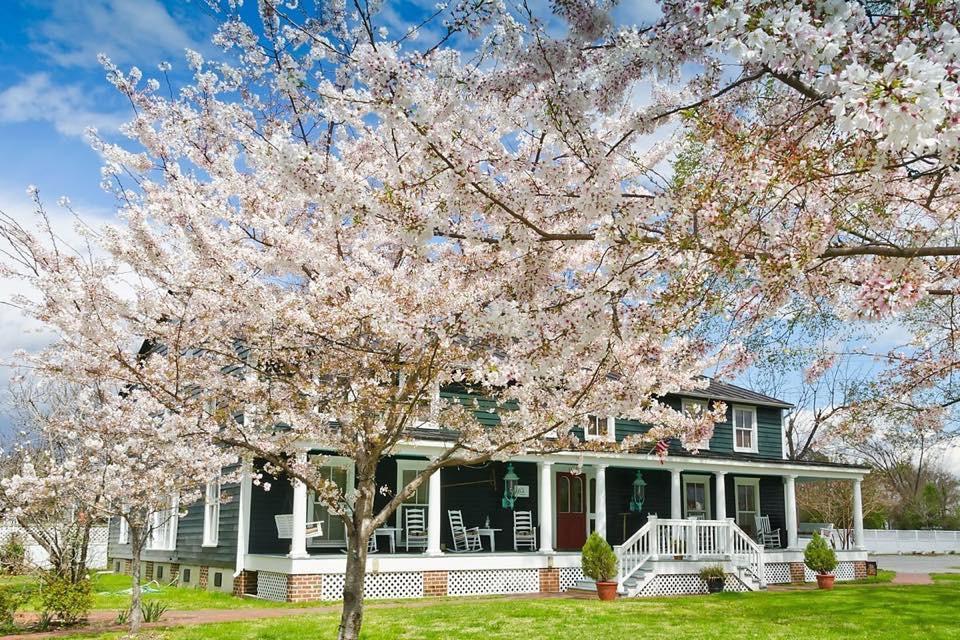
[680,377,793,409]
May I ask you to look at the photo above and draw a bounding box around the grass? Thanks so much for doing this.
[57,580,960,639]
[840,568,896,585]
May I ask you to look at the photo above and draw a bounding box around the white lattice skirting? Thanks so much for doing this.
[638,574,749,597]
[805,561,856,582]
[765,562,794,584]
[256,571,289,602]
[320,572,424,601]
[559,566,585,591]
[448,568,540,597]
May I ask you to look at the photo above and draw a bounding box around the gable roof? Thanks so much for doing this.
[678,377,793,409]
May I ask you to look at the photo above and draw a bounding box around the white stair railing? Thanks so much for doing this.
[729,518,766,587]
[614,518,652,591]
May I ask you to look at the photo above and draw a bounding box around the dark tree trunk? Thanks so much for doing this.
[337,474,376,640]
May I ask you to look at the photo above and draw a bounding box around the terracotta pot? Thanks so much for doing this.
[816,573,835,590]
[596,581,618,601]
[706,577,725,593]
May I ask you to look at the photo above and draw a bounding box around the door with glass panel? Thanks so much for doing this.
[309,463,351,547]
[397,463,429,546]
[556,472,587,550]
[734,478,760,537]
[684,476,710,519]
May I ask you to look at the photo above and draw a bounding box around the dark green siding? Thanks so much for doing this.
[173,484,239,568]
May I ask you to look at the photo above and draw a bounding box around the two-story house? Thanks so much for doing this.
[106,378,869,601]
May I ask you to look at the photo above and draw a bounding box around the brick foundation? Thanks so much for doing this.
[423,571,448,597]
[233,570,258,597]
[789,562,806,583]
[853,561,867,579]
[287,574,323,602]
[539,567,560,593]
[199,566,209,589]
[144,561,154,581]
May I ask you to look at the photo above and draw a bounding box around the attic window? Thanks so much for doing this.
[681,398,710,450]
[585,415,614,441]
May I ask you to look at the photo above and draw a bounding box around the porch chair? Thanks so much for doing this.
[447,510,482,552]
[404,507,429,552]
[274,514,324,539]
[754,514,782,549]
[513,510,537,551]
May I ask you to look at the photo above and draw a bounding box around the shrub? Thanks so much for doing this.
[0,534,27,575]
[698,564,726,581]
[117,600,168,625]
[581,531,617,582]
[38,572,92,625]
[804,532,837,575]
[0,585,28,632]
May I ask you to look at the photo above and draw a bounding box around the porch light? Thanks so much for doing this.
[501,463,520,509]
[629,471,646,512]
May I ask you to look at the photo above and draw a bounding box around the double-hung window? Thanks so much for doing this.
[681,398,709,450]
[202,477,221,547]
[585,415,615,441]
[733,405,758,453]
[118,514,129,545]
[148,496,180,550]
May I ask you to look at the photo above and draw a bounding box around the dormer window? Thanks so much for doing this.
[585,415,615,441]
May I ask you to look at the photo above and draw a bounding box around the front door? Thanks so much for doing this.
[556,472,587,550]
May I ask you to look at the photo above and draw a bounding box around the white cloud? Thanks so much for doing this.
[27,0,205,69]
[0,73,126,137]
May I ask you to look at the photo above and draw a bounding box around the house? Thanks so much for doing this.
[106,379,870,601]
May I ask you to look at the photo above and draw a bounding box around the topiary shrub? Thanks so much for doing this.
[804,532,837,576]
[581,531,617,583]
[38,572,92,625]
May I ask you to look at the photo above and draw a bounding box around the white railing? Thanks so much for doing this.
[863,529,960,554]
[615,516,766,591]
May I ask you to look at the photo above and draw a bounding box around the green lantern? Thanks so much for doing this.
[629,471,646,513]
[501,463,519,509]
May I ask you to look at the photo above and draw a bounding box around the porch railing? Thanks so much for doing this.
[614,516,766,591]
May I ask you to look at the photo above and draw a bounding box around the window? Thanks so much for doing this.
[156,565,164,580]
[733,405,758,453]
[681,398,710,450]
[307,456,355,547]
[182,568,192,584]
[683,475,711,519]
[734,478,761,536]
[213,572,223,588]
[396,460,430,543]
[585,415,614,441]
[114,561,122,573]
[202,477,221,547]
[147,496,179,550]
[398,374,440,429]
[118,515,129,545]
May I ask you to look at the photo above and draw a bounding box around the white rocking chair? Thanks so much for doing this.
[405,508,429,552]
[755,514,782,549]
[447,510,482,552]
[513,510,537,551]
[275,514,324,539]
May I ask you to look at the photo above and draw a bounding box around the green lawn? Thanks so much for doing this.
[62,579,960,639]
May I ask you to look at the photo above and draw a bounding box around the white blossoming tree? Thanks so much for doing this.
[3,1,960,638]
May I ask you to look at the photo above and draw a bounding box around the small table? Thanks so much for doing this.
[477,528,502,551]
[374,527,400,553]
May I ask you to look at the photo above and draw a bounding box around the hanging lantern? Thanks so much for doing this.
[629,471,646,512]
[501,463,519,509]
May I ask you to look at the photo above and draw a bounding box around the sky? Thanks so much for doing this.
[0,1,956,473]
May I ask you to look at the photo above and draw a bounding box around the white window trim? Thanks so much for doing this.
[732,404,759,453]
[202,476,221,547]
[734,477,761,527]
[396,459,431,540]
[306,455,355,548]
[584,415,615,442]
[117,514,129,545]
[398,374,441,429]
[682,474,712,519]
[147,495,180,551]
[681,398,710,450]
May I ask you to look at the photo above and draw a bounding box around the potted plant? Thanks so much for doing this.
[699,564,726,593]
[581,531,618,601]
[804,531,838,589]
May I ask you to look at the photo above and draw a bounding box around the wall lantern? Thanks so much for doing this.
[629,471,647,513]
[501,463,520,509]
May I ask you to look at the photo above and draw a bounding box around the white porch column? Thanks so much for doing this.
[784,474,799,549]
[595,464,607,540]
[426,468,443,555]
[288,451,309,558]
[235,460,253,573]
[670,469,682,519]
[715,471,727,520]
[539,461,554,553]
[853,478,865,550]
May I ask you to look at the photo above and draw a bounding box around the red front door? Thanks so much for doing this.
[556,472,587,550]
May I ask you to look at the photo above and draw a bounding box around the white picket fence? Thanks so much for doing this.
[0,521,109,570]
[863,529,960,554]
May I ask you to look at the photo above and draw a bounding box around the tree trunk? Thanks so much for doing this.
[337,475,376,640]
[128,525,144,634]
